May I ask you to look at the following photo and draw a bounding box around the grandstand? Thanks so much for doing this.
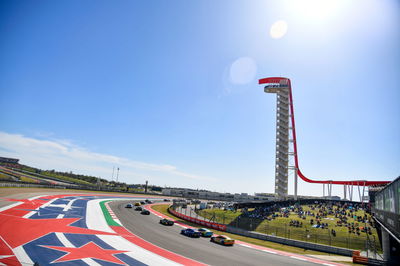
[0,156,19,164]
[372,176,400,263]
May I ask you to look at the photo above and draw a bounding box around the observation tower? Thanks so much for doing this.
[262,78,294,199]
[259,77,389,201]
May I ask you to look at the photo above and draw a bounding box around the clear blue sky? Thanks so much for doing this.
[1,0,399,197]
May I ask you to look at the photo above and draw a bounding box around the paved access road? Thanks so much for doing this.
[111,200,322,266]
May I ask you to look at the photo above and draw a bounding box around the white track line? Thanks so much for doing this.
[23,198,60,218]
[63,199,77,211]
[55,232,75,247]
[12,246,33,266]
[290,256,308,261]
[239,243,278,254]
[97,235,180,266]
[0,202,22,213]
[263,250,277,254]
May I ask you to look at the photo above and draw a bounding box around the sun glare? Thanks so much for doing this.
[270,20,288,39]
[285,0,347,23]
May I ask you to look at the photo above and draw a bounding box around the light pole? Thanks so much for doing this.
[116,168,120,182]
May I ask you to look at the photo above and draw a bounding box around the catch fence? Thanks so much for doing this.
[190,207,381,254]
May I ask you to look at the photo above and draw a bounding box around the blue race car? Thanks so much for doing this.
[180,228,201,238]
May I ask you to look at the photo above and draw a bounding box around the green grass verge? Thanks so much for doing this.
[151,204,340,256]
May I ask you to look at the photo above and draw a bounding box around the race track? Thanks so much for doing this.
[0,191,344,266]
[111,200,331,266]
[0,193,204,265]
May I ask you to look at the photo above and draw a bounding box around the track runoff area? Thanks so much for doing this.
[0,193,345,266]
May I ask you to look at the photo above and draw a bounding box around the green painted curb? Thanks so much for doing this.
[100,200,121,226]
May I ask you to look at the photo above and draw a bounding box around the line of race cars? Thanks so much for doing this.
[125,201,235,246]
[125,200,151,215]
[180,228,235,246]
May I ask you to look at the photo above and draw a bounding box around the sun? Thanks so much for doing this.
[270,20,288,39]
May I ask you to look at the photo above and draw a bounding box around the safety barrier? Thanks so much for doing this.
[353,255,368,264]
[168,208,227,231]
[227,226,355,257]
[351,251,386,266]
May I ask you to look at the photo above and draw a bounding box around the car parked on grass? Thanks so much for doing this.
[140,210,150,215]
[180,228,201,238]
[159,218,174,226]
[197,228,213,237]
[210,235,235,246]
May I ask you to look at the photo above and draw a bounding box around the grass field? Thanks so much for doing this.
[18,175,40,183]
[0,173,13,181]
[197,205,381,252]
[29,170,94,186]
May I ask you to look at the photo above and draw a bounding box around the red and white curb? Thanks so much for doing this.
[104,201,122,225]
[101,201,205,265]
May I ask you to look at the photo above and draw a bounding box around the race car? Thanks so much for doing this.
[135,206,143,211]
[197,228,213,237]
[125,204,133,208]
[134,202,141,206]
[140,201,146,205]
[140,210,150,215]
[159,218,174,226]
[210,235,235,246]
[180,228,201,238]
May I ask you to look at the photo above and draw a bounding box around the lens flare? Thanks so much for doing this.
[270,20,288,39]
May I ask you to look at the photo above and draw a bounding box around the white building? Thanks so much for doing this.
[162,188,274,202]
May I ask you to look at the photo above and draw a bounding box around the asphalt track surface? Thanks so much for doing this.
[111,200,320,266]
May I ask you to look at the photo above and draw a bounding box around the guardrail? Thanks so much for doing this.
[168,208,227,231]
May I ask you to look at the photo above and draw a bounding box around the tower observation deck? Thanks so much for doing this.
[263,78,291,199]
[259,77,390,201]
